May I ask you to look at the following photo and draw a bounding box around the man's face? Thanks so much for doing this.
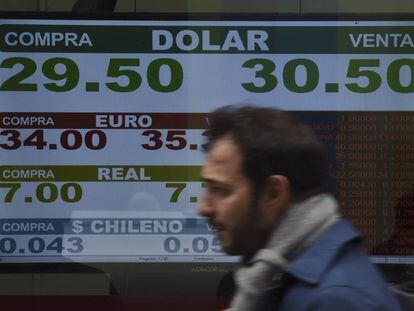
[198,136,269,258]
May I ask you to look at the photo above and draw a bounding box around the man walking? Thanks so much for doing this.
[198,105,401,310]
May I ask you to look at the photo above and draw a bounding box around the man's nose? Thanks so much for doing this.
[197,193,214,217]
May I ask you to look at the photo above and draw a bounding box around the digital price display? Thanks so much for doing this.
[1,18,414,263]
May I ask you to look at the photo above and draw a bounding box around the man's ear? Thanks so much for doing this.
[262,175,291,221]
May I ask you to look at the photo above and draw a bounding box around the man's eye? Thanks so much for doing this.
[210,186,229,196]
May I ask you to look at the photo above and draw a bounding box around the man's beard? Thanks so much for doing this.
[213,189,273,261]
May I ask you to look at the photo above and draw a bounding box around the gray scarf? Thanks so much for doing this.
[229,193,340,311]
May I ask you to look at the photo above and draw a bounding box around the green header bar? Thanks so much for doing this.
[0,166,202,182]
[1,25,413,54]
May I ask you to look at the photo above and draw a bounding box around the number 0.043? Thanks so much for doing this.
[242,58,414,93]
[0,237,83,254]
[0,57,183,93]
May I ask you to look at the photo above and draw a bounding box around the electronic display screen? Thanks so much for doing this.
[1,18,413,264]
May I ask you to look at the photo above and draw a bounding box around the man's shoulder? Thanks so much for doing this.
[278,258,402,311]
[276,220,402,310]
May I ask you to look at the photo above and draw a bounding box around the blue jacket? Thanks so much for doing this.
[264,219,402,310]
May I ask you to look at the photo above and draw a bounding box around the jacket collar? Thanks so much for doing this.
[283,219,360,284]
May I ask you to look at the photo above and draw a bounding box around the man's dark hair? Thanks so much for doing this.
[205,105,327,199]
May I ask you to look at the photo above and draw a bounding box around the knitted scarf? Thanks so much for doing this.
[229,193,340,311]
